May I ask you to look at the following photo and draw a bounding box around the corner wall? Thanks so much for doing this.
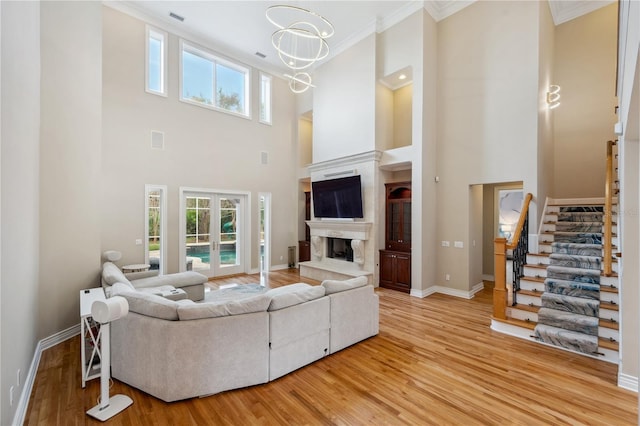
[1,2,41,424]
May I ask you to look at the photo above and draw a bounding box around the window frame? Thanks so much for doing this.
[145,25,168,97]
[259,72,273,125]
[179,39,251,119]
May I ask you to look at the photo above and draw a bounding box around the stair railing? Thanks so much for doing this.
[493,193,533,320]
[603,140,616,276]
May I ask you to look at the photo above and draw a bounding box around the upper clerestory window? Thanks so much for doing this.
[259,72,272,125]
[146,25,168,96]
[180,39,251,118]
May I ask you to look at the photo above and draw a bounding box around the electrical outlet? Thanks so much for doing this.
[454,241,464,248]
[441,241,450,247]
[17,369,21,387]
[135,239,142,245]
[9,386,14,406]
[445,274,450,281]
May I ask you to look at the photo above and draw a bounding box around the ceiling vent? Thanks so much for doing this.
[255,51,267,59]
[169,12,184,22]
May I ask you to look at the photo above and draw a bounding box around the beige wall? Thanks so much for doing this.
[313,35,376,163]
[1,2,41,423]
[437,1,540,292]
[553,4,618,198]
[101,7,298,273]
[393,84,412,148]
[537,0,555,227]
[39,1,103,340]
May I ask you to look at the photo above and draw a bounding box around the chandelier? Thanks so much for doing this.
[266,5,334,93]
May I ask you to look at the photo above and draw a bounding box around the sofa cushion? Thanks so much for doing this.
[265,283,326,311]
[119,291,179,320]
[176,294,270,320]
[132,271,206,289]
[102,262,131,286]
[110,281,136,295]
[321,276,368,294]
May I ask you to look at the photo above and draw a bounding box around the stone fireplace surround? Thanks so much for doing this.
[299,220,373,284]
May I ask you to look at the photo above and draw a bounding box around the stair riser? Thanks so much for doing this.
[599,327,619,341]
[516,293,542,306]
[541,236,619,247]
[600,308,619,323]
[508,308,538,323]
[527,254,549,265]
[520,280,544,292]
[601,293,619,305]
[523,266,547,278]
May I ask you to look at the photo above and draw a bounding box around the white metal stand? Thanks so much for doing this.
[80,288,105,388]
[86,322,133,421]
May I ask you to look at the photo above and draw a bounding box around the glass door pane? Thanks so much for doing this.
[185,195,212,273]
[145,185,166,274]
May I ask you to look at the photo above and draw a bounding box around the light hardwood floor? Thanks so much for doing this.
[25,270,637,425]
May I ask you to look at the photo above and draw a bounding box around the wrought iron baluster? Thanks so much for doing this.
[511,213,529,305]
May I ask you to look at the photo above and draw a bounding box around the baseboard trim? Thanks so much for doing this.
[482,274,494,281]
[13,324,80,426]
[413,283,483,300]
[618,373,639,392]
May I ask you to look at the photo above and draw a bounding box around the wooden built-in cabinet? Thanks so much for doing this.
[299,191,311,262]
[380,182,411,293]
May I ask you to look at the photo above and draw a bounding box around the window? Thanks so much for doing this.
[180,40,251,117]
[145,185,167,274]
[146,26,167,96]
[259,73,272,124]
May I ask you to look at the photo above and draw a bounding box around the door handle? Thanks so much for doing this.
[211,241,217,251]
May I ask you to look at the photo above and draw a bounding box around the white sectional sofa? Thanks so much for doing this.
[110,277,379,402]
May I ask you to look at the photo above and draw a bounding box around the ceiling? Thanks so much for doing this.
[110,0,615,76]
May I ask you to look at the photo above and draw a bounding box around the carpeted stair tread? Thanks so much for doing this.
[537,307,599,336]
[558,206,604,213]
[555,222,603,233]
[541,293,599,317]
[544,278,599,300]
[534,323,598,354]
[553,232,602,245]
[549,253,601,270]
[551,242,602,257]
[557,212,603,222]
[546,265,600,284]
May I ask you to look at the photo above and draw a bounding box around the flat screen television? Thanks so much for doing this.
[311,175,364,219]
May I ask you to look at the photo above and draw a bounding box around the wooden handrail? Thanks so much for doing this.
[506,193,533,250]
[493,193,533,320]
[603,140,615,276]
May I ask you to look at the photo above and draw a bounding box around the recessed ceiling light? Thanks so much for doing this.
[398,74,407,80]
[169,12,184,22]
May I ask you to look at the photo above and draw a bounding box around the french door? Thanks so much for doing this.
[181,189,247,277]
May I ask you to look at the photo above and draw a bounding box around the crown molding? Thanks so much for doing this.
[548,0,615,25]
[423,0,476,22]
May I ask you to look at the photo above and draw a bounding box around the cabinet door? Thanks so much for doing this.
[379,251,395,286]
[395,253,411,289]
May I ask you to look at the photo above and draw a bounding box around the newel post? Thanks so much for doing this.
[493,237,508,319]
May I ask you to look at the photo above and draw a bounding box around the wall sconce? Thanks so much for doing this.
[547,85,561,109]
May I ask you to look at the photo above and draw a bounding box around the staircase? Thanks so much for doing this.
[506,198,619,363]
